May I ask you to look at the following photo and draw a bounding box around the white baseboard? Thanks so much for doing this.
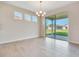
[0,35,39,44]
[69,40,79,44]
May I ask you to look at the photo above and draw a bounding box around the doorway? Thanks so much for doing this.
[45,13,69,41]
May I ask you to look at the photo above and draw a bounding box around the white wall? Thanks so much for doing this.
[68,3,79,44]
[0,3,39,44]
[47,2,79,44]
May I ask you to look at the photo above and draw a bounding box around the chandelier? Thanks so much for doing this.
[36,1,46,16]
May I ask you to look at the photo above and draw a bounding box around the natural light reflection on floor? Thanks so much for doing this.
[0,37,79,57]
[45,37,69,49]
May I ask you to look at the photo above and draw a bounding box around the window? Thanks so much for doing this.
[14,11,37,23]
[14,11,23,20]
[24,14,31,21]
[31,16,37,23]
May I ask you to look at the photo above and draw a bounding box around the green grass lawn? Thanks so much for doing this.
[46,29,68,36]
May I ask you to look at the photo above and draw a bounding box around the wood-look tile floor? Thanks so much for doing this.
[0,37,79,57]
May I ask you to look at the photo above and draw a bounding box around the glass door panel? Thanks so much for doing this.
[55,18,69,41]
[45,16,56,39]
[45,19,53,37]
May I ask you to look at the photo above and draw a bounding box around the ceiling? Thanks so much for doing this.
[47,12,68,20]
[3,1,77,15]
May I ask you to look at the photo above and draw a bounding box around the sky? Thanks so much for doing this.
[46,18,69,26]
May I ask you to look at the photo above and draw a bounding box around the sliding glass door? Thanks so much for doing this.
[45,15,56,39]
[45,13,69,41]
[45,19,53,36]
[55,17,69,41]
